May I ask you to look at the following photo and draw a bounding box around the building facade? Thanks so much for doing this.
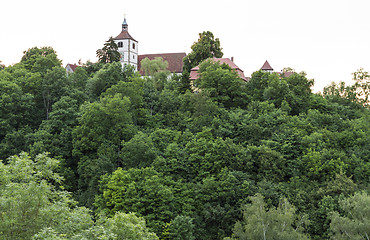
[113,18,138,70]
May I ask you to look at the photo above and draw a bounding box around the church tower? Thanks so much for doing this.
[113,17,138,70]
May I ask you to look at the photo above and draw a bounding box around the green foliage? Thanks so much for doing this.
[0,153,158,240]
[141,57,169,76]
[226,193,310,240]
[96,37,120,64]
[21,46,62,76]
[329,192,370,239]
[120,132,157,169]
[69,66,89,91]
[104,212,159,240]
[196,59,247,108]
[73,93,135,206]
[95,167,180,235]
[103,73,146,125]
[1,43,369,240]
[192,170,252,239]
[0,79,34,137]
[324,68,369,107]
[42,66,70,120]
[86,62,124,100]
[181,31,223,92]
[30,96,81,191]
[247,70,314,114]
[0,153,64,239]
[168,215,195,240]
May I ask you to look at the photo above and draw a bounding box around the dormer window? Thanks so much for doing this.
[118,42,123,48]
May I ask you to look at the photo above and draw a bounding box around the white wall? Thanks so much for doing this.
[114,38,138,70]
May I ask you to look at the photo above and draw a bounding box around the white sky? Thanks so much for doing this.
[1,0,369,92]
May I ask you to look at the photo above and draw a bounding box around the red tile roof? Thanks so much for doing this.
[138,52,186,75]
[114,31,137,41]
[282,71,294,78]
[190,58,248,81]
[261,60,274,71]
[66,63,79,72]
[189,69,200,80]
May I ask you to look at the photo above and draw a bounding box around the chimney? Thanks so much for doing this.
[231,57,234,62]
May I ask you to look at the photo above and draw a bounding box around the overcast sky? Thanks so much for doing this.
[1,0,369,92]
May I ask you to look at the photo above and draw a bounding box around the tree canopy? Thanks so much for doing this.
[96,37,120,64]
[181,31,223,92]
[0,41,369,240]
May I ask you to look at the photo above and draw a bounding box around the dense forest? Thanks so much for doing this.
[0,32,369,240]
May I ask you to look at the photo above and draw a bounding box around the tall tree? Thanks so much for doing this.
[95,167,181,236]
[0,152,158,240]
[21,46,61,76]
[41,66,69,120]
[72,93,135,207]
[96,37,120,64]
[329,192,370,239]
[323,68,369,107]
[141,57,169,76]
[0,153,65,239]
[196,59,247,108]
[181,31,223,92]
[226,193,310,240]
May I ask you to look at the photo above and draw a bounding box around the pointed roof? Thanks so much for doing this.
[114,17,136,41]
[261,60,274,71]
[113,31,137,41]
[65,63,79,72]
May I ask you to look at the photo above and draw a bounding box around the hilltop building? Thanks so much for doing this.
[261,60,294,77]
[113,18,139,70]
[260,60,274,73]
[65,17,292,80]
[189,57,248,82]
[137,53,186,76]
[113,17,186,74]
[66,63,79,74]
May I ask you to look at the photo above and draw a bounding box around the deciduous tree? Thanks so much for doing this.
[181,31,223,92]
[226,193,310,240]
[329,192,370,239]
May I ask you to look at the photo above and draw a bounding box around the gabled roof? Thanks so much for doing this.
[113,31,137,41]
[282,71,294,78]
[66,63,79,72]
[261,60,274,71]
[190,58,248,81]
[138,52,186,75]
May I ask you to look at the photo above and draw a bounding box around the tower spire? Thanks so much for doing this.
[122,14,128,31]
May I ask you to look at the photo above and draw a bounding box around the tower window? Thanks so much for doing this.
[132,43,135,49]
[118,42,123,48]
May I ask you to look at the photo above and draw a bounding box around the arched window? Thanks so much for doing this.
[118,42,123,48]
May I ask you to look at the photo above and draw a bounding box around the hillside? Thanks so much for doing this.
[0,45,369,240]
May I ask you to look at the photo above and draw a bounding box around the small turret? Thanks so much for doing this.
[122,18,128,31]
[261,60,274,72]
